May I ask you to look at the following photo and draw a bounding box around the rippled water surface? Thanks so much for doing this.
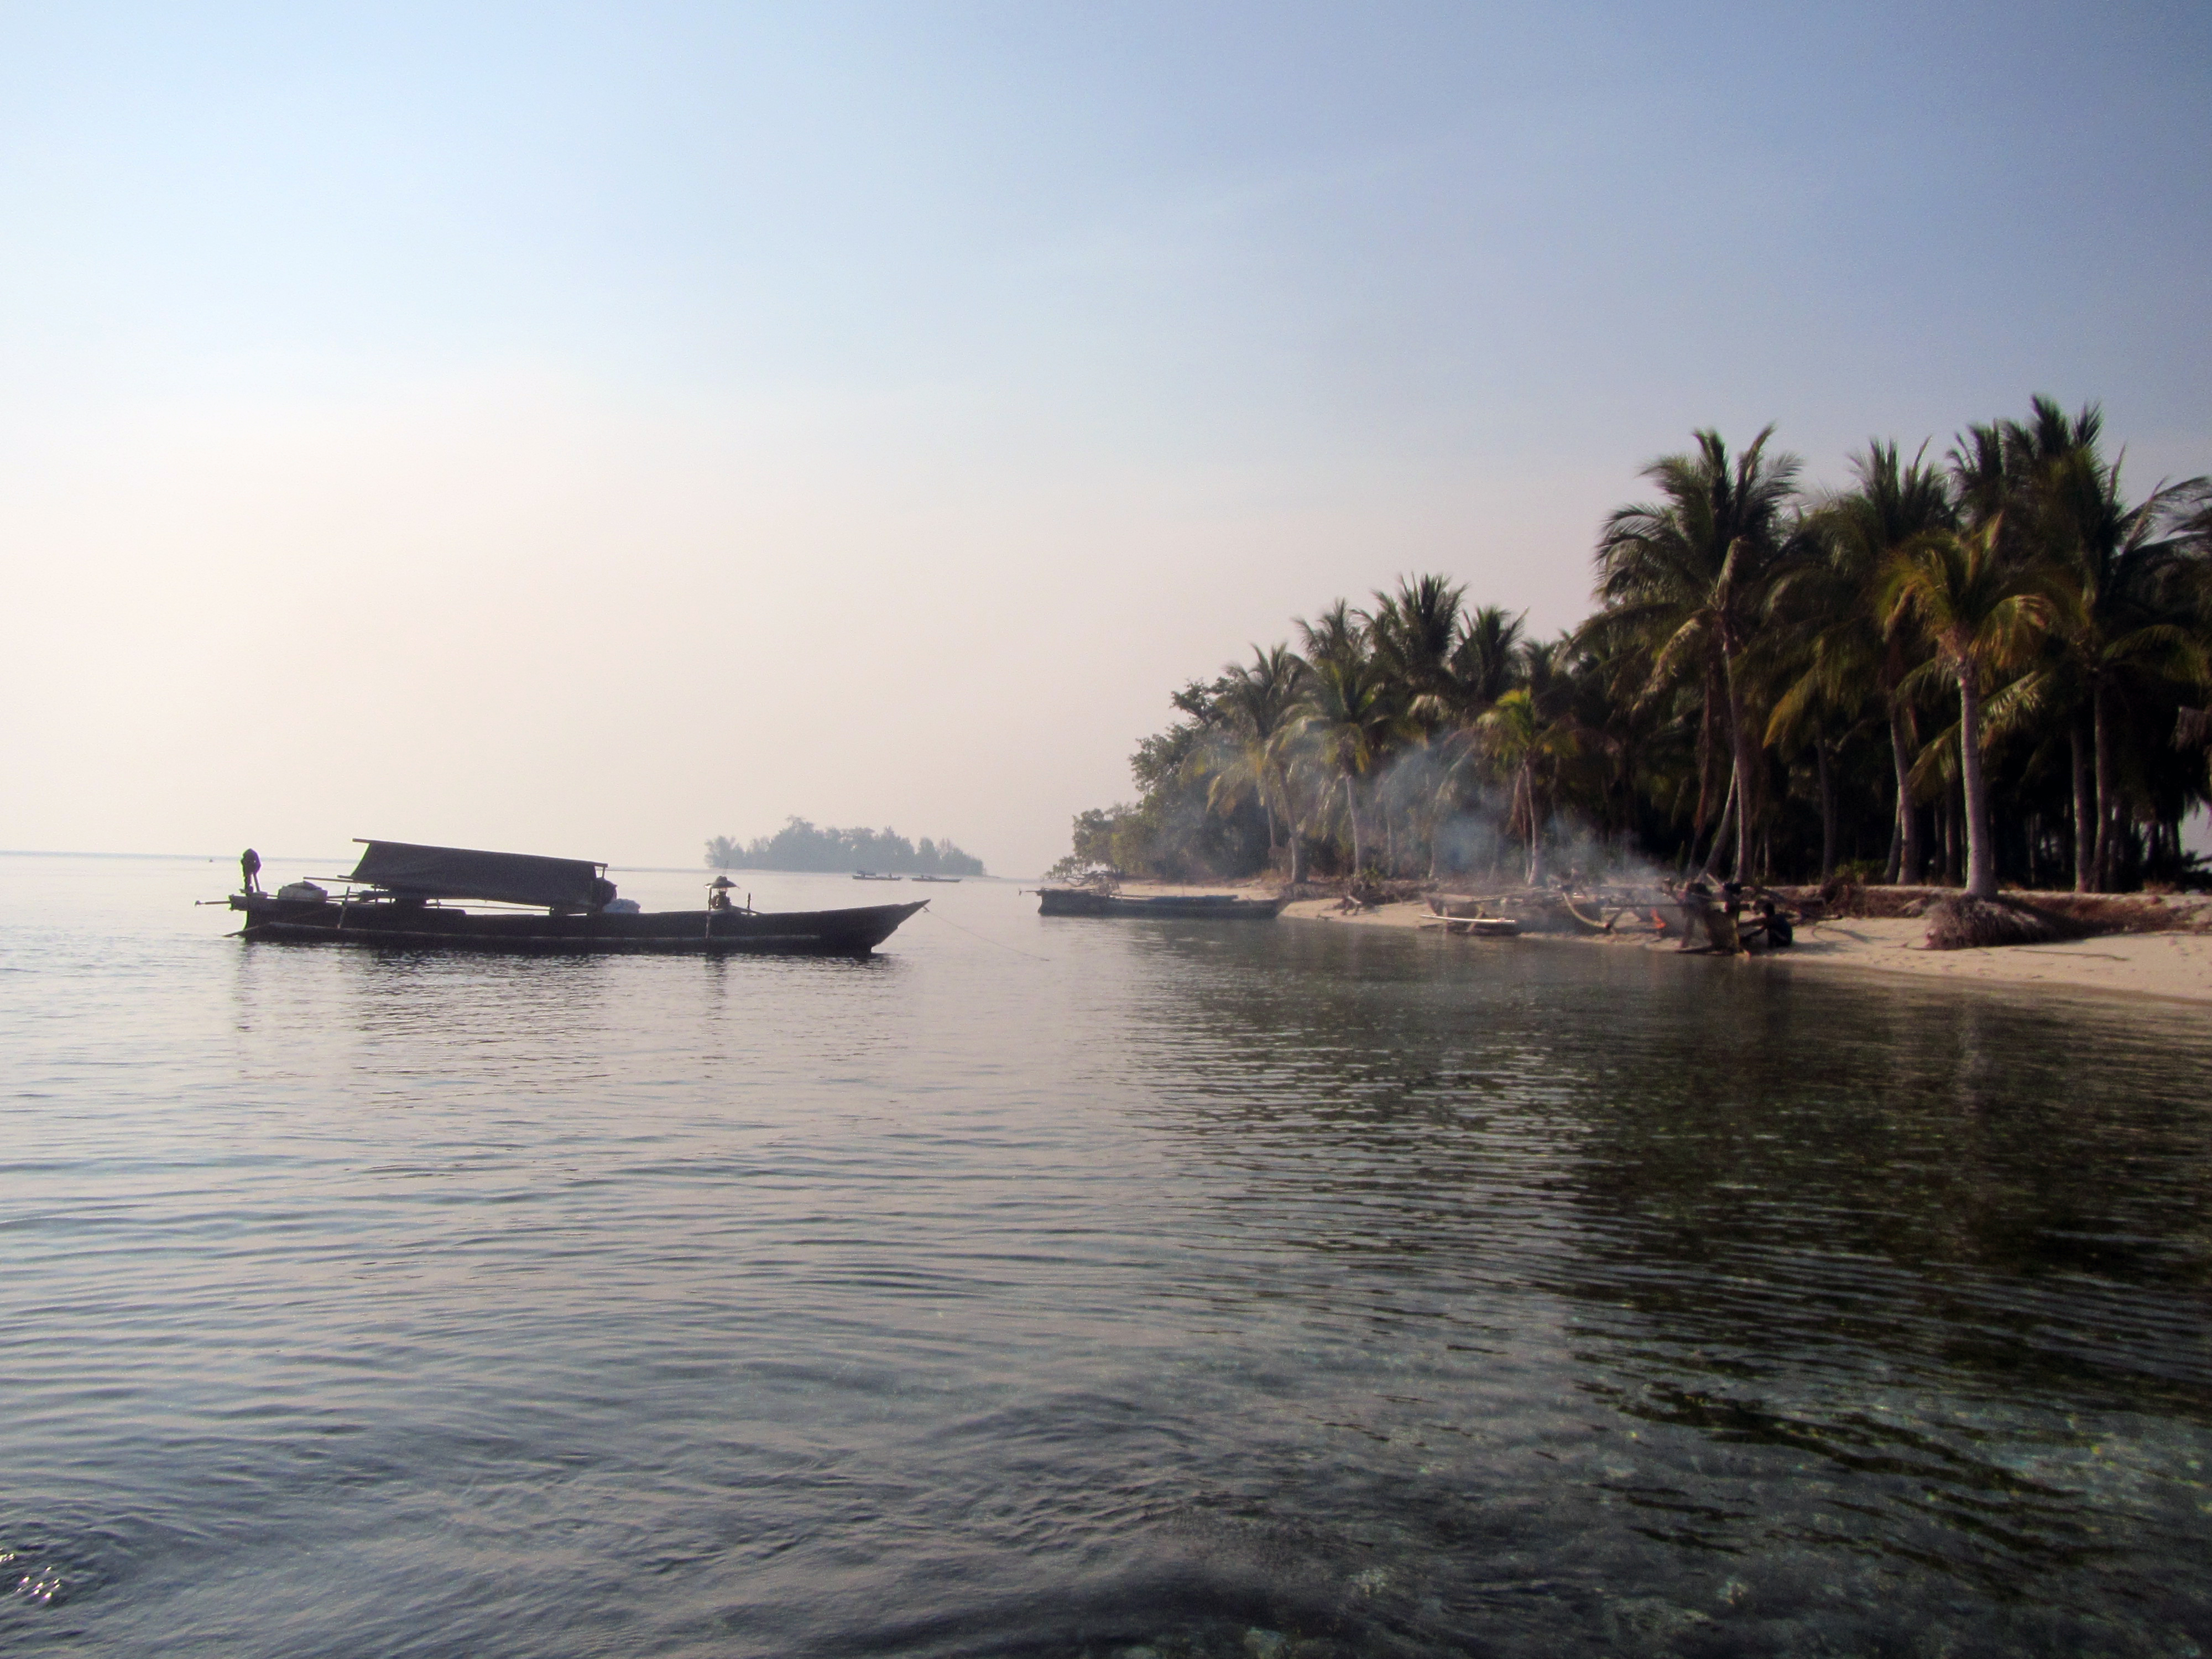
[4,853,2210,1657]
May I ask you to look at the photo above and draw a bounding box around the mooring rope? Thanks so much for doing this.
[921,905,1053,962]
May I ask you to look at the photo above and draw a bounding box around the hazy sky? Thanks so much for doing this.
[6,2,2208,876]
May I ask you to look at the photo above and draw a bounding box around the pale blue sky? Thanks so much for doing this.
[4,3,2207,873]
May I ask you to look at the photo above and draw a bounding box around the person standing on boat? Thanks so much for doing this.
[240,847,262,895]
[708,875,735,911]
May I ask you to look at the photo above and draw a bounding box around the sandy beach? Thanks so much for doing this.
[1275,893,2212,1005]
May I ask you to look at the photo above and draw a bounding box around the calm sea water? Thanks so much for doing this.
[3,853,2209,1658]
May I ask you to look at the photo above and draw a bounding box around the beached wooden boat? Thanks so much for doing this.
[228,841,926,957]
[1036,889,1285,920]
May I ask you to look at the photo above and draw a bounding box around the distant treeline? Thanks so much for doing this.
[707,818,987,877]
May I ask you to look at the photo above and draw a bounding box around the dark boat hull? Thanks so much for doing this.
[229,895,927,956]
[1036,890,1284,920]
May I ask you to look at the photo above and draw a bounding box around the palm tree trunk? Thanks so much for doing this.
[1699,765,1738,881]
[1959,669,1999,899]
[2091,685,2119,893]
[1274,767,1305,884]
[2070,717,2094,892]
[1521,764,1543,884]
[1344,774,1363,875]
[1888,707,1923,884]
[1722,650,1756,883]
[1692,668,1720,845]
[1817,737,1838,883]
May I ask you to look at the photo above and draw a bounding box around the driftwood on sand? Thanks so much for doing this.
[1920,892,2212,950]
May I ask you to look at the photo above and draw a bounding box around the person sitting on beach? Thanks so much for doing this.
[1740,898,1794,949]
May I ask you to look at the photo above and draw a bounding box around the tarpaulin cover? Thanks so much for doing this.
[347,841,606,909]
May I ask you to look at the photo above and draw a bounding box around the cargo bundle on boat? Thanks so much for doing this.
[227,840,925,956]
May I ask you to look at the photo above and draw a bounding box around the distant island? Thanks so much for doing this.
[707,817,987,877]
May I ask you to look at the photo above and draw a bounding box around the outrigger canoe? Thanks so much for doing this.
[228,840,926,957]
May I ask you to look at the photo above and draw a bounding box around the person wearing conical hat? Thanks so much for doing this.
[708,874,735,911]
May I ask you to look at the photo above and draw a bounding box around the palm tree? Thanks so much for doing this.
[1292,652,1404,876]
[1474,677,1579,885]
[1959,397,2114,888]
[1207,644,1306,871]
[1414,603,1527,729]
[2011,418,2209,888]
[1593,427,1805,880]
[1772,441,1957,882]
[1360,576,1467,874]
[1297,600,1365,672]
[1363,574,1466,716]
[1881,519,2059,899]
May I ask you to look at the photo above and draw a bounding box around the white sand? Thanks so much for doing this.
[1279,896,2212,1005]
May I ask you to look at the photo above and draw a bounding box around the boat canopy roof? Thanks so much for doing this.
[347,839,607,909]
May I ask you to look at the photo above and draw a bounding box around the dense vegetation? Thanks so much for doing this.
[708,818,986,877]
[1060,400,2212,897]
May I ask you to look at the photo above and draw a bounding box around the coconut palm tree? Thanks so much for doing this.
[1418,604,1526,727]
[1474,680,1579,884]
[1207,643,1306,870]
[1772,441,1956,882]
[1360,576,1467,873]
[1363,574,1466,716]
[1297,600,1365,672]
[2012,425,2209,888]
[1292,652,1404,875]
[1593,427,1806,880]
[1956,398,2115,886]
[1881,519,2060,900]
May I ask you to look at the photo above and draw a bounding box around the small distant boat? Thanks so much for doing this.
[226,840,925,956]
[911,875,962,884]
[1037,888,1285,920]
[852,871,905,882]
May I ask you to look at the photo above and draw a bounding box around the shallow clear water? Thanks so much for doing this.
[3,852,2209,1658]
